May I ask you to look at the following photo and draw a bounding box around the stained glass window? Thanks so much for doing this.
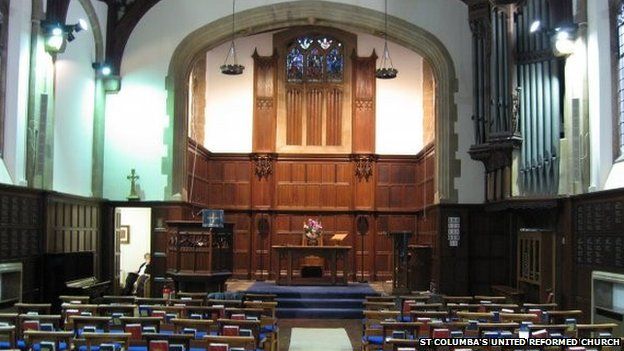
[287,47,304,82]
[286,35,343,83]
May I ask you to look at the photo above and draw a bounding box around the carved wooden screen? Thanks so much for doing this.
[275,28,354,153]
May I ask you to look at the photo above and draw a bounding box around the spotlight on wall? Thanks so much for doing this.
[529,20,541,33]
[92,62,112,77]
[43,23,65,53]
[552,24,577,56]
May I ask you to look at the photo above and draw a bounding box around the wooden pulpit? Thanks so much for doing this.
[166,221,233,292]
[388,231,413,294]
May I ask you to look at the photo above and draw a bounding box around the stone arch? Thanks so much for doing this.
[165,0,460,203]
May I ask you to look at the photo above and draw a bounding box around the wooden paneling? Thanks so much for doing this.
[352,53,376,153]
[286,88,303,145]
[306,88,323,146]
[186,140,437,280]
[326,88,343,146]
[252,51,277,153]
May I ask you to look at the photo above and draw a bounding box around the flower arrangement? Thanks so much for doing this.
[303,218,323,241]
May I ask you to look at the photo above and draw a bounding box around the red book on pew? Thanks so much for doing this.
[151,310,166,319]
[223,325,239,336]
[208,343,229,351]
[402,300,415,314]
[528,309,542,321]
[432,328,451,338]
[149,340,168,351]
[230,314,245,321]
[22,320,40,331]
[124,323,142,340]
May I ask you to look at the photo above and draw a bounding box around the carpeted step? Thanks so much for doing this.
[277,307,364,319]
[276,297,364,309]
[247,291,372,299]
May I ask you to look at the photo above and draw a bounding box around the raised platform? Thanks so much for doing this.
[245,281,379,319]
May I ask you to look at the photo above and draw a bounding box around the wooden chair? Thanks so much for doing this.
[67,316,111,337]
[242,301,277,318]
[171,318,215,338]
[384,338,418,351]
[97,304,137,321]
[134,297,168,306]
[0,313,18,326]
[406,303,444,311]
[18,314,62,336]
[479,303,520,312]
[442,296,474,304]
[223,308,264,320]
[456,311,495,322]
[101,296,136,304]
[177,292,208,302]
[476,322,518,337]
[120,316,163,334]
[59,296,90,304]
[201,335,257,351]
[0,325,16,349]
[79,332,130,351]
[23,330,72,351]
[577,323,619,338]
[522,302,558,311]
[15,304,51,316]
[474,295,507,303]
[363,302,397,311]
[362,310,400,351]
[216,318,265,350]
[380,321,422,340]
[426,321,469,338]
[168,299,203,307]
[445,303,482,313]
[546,310,583,323]
[61,304,99,326]
[185,306,225,320]
[408,311,449,322]
[242,293,276,302]
[139,305,186,322]
[142,333,194,350]
[205,299,243,308]
[498,312,540,323]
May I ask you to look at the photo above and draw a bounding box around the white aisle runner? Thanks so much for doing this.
[288,328,353,351]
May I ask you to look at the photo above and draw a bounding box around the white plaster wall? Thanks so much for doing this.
[52,0,98,196]
[0,0,31,185]
[587,0,616,191]
[203,32,272,153]
[105,0,481,203]
[118,207,151,286]
[357,34,424,155]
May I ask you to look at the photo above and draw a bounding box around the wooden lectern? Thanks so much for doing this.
[388,231,413,294]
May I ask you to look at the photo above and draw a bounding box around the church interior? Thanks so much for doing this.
[0,0,623,350]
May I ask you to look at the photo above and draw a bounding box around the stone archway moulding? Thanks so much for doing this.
[164,0,460,203]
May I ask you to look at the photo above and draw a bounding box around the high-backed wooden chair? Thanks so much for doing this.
[15,304,51,316]
[201,335,257,351]
[79,332,130,351]
[59,296,90,305]
[23,330,72,351]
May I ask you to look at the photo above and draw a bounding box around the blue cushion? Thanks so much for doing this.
[362,335,384,345]
[17,340,25,350]
[159,330,174,335]
[32,342,68,351]
[261,325,277,333]
[399,316,412,322]
[128,346,147,351]
[195,331,207,339]
[78,343,122,351]
[0,341,12,349]
[190,348,205,351]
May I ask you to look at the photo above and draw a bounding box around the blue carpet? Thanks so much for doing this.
[246,282,378,319]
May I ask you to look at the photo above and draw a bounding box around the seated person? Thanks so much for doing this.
[121,253,151,296]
